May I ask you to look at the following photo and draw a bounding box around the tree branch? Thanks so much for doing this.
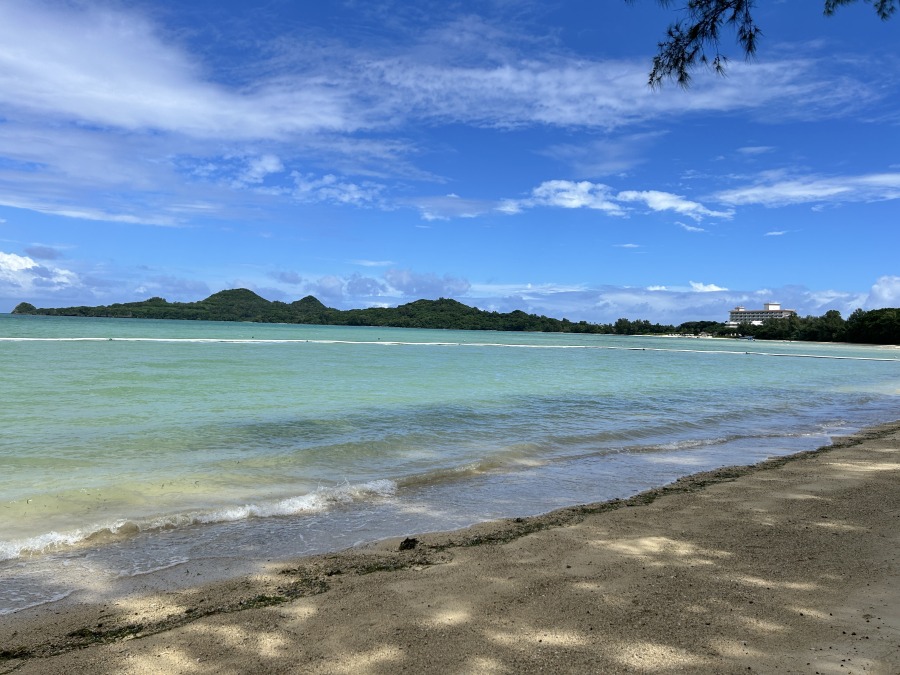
[635,0,896,88]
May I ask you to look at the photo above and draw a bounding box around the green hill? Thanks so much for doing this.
[11,290,612,333]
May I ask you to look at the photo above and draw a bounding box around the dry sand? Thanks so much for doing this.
[2,423,899,674]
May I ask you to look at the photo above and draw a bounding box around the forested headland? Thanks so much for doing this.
[11,289,900,345]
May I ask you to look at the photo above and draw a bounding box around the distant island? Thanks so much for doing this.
[11,289,900,344]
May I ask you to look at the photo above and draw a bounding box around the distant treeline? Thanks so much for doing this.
[11,289,900,344]
[727,308,900,345]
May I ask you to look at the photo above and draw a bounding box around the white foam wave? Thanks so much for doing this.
[0,531,88,561]
[653,437,731,452]
[2,337,895,360]
[191,478,397,523]
[0,479,397,561]
[0,590,74,617]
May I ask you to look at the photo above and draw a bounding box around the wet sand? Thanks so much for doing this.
[2,422,898,674]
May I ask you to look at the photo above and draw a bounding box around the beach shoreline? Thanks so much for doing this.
[2,421,899,673]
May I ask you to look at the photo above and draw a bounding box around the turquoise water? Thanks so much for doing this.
[1,314,898,614]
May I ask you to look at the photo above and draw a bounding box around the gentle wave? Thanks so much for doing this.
[390,433,773,490]
[0,479,397,561]
[2,336,896,360]
[1,435,754,560]
[0,591,74,617]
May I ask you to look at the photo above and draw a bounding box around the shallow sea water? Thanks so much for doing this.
[1,314,898,614]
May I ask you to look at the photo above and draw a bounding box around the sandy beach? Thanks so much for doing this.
[2,423,898,674]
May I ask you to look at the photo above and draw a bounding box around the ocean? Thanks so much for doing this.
[1,314,898,615]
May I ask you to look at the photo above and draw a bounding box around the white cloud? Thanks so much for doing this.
[737,146,775,155]
[469,281,587,297]
[0,250,79,295]
[0,2,356,139]
[498,183,730,222]
[616,190,733,221]
[689,281,728,292]
[866,275,900,308]
[384,268,471,297]
[291,173,384,207]
[271,271,304,285]
[0,0,892,229]
[714,172,900,207]
[533,181,621,211]
[307,275,345,303]
[540,132,666,177]
[677,222,706,233]
[413,194,494,221]
[764,230,788,236]
[0,123,220,225]
[0,191,181,227]
[24,245,63,260]
[133,276,210,300]
[7,22,851,152]
[234,155,285,187]
[351,259,395,268]
[367,52,879,131]
[503,180,624,216]
[0,251,38,276]
[345,273,388,297]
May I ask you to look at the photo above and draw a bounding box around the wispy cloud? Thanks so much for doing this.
[677,222,706,233]
[384,268,471,297]
[0,3,357,139]
[351,259,395,268]
[0,1,892,227]
[365,54,879,131]
[617,190,733,221]
[737,146,775,155]
[133,276,210,300]
[23,245,63,260]
[232,155,285,188]
[714,171,900,207]
[412,194,494,221]
[497,182,730,222]
[270,270,304,285]
[291,174,385,207]
[540,132,666,176]
[499,180,624,215]
[345,273,388,297]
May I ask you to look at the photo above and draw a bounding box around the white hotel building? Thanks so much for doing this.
[726,303,797,326]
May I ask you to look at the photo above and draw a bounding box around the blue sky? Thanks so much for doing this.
[0,0,898,324]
